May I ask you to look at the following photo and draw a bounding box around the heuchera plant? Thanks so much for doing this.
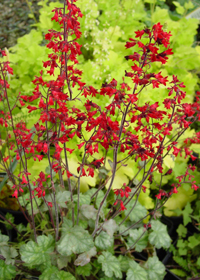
[0,0,200,279]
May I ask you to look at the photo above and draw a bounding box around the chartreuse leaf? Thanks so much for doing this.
[0,259,16,280]
[173,1,185,15]
[164,186,196,216]
[39,266,75,280]
[146,256,166,280]
[57,226,94,256]
[95,232,114,250]
[149,220,171,249]
[20,235,54,266]
[127,228,148,252]
[127,260,147,280]
[76,263,92,277]
[98,251,122,278]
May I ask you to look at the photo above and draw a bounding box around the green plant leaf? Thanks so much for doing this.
[61,217,73,234]
[0,157,18,193]
[39,266,75,280]
[170,269,187,277]
[56,191,71,208]
[173,1,185,15]
[177,224,187,238]
[0,259,16,280]
[95,231,114,250]
[57,256,71,270]
[98,251,122,278]
[146,256,166,280]
[20,235,55,266]
[118,255,130,272]
[102,219,118,237]
[76,263,92,277]
[1,246,18,265]
[182,202,193,226]
[125,200,147,223]
[74,247,97,266]
[149,220,171,249]
[127,228,148,252]
[196,256,200,267]
[0,233,9,245]
[57,226,94,256]
[4,213,14,230]
[80,204,97,220]
[188,235,200,249]
[127,260,147,280]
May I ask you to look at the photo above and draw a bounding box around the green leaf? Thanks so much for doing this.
[76,263,92,277]
[0,233,9,245]
[102,219,118,237]
[184,1,194,10]
[16,223,27,233]
[196,256,200,267]
[4,213,14,230]
[170,269,187,277]
[182,202,193,226]
[1,246,18,265]
[98,251,122,278]
[118,255,130,272]
[57,256,71,270]
[61,217,73,234]
[80,204,97,220]
[0,259,16,280]
[95,232,114,250]
[125,200,147,223]
[146,256,166,280]
[0,157,18,193]
[74,247,97,266]
[177,224,187,238]
[173,1,185,15]
[188,235,200,249]
[39,266,75,280]
[56,191,71,208]
[127,228,148,252]
[149,220,171,249]
[57,226,94,256]
[127,260,147,280]
[20,235,55,266]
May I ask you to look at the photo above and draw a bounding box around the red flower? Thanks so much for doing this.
[120,201,126,211]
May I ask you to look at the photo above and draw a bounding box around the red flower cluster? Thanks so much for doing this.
[114,184,131,211]
[0,0,200,234]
